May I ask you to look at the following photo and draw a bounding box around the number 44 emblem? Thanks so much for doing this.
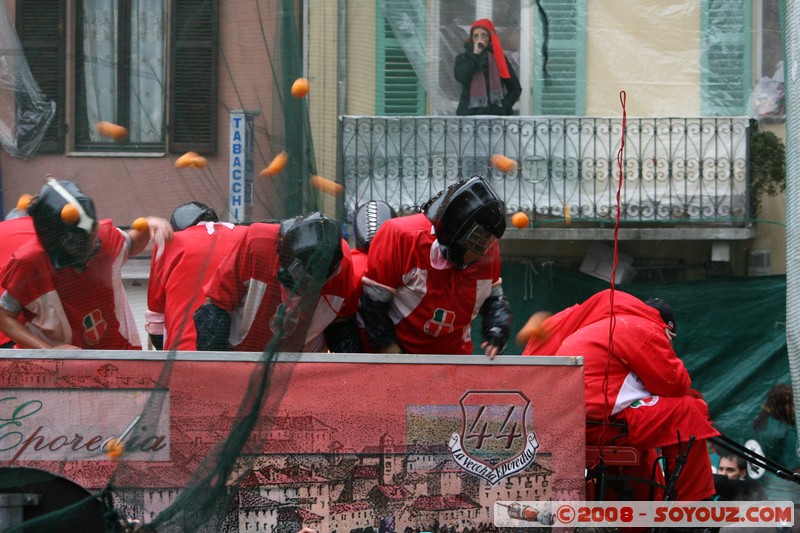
[449,390,539,485]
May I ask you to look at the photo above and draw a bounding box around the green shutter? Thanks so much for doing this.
[701,0,752,116]
[376,1,425,116]
[533,0,585,115]
[16,0,65,153]
[169,0,219,154]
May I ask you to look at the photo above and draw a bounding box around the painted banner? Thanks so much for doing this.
[0,352,585,532]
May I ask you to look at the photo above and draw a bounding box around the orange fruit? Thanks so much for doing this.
[190,156,208,169]
[96,121,128,141]
[310,175,343,196]
[105,438,125,460]
[132,217,149,232]
[61,203,80,224]
[490,154,517,174]
[291,78,310,98]
[175,151,200,169]
[16,194,32,211]
[260,151,288,177]
[515,311,553,346]
[511,212,529,229]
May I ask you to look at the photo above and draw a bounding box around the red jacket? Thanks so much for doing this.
[523,289,690,420]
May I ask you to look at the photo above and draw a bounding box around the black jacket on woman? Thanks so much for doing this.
[454,42,521,116]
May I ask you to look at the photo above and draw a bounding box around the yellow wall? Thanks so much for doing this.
[584,1,701,116]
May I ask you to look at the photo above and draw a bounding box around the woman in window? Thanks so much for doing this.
[454,18,521,116]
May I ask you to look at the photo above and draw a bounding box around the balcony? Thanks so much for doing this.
[340,116,756,241]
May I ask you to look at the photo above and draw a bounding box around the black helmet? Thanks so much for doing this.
[170,201,219,231]
[353,200,397,253]
[423,176,506,268]
[277,212,343,292]
[28,178,99,269]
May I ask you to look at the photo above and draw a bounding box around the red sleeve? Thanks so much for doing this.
[619,321,692,397]
[203,233,251,311]
[363,218,410,291]
[335,241,359,316]
[147,245,168,314]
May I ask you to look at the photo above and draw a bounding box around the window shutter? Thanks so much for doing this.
[533,0,585,115]
[701,0,751,116]
[169,0,219,154]
[15,0,65,153]
[376,1,425,116]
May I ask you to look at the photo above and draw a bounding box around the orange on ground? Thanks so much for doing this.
[310,175,343,196]
[515,311,553,346]
[96,121,128,141]
[16,194,32,211]
[132,217,149,232]
[511,212,529,229]
[175,151,200,169]
[490,154,517,174]
[61,203,80,224]
[260,151,288,177]
[291,78,310,98]
[190,156,208,169]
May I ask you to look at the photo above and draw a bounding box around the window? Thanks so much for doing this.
[16,0,218,154]
[701,0,752,115]
[533,0,585,115]
[752,0,783,118]
[376,0,426,115]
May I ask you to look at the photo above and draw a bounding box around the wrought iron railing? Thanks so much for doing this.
[340,116,751,225]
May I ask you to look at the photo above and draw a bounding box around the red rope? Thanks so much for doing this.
[593,91,627,468]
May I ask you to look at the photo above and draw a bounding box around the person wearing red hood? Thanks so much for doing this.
[522,289,719,501]
[454,18,521,116]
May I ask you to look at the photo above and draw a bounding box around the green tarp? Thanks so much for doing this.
[476,262,790,446]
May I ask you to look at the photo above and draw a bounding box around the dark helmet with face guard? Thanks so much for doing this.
[353,200,397,253]
[28,178,100,269]
[170,201,219,231]
[423,176,506,268]
[277,212,343,292]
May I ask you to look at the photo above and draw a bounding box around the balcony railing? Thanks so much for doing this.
[340,116,751,231]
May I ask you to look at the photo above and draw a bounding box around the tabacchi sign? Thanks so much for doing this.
[0,389,170,462]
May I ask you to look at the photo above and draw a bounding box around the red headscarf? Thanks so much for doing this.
[471,18,510,79]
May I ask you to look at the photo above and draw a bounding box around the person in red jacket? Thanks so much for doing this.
[360,176,512,357]
[523,289,718,501]
[350,200,396,352]
[0,178,172,350]
[194,212,361,353]
[146,202,247,350]
[0,211,36,348]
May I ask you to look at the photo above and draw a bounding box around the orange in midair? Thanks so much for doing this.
[490,154,517,174]
[310,175,343,196]
[16,194,33,211]
[96,121,128,141]
[515,311,553,346]
[61,203,80,224]
[260,151,288,177]
[132,217,149,232]
[175,151,201,169]
[511,212,529,229]
[291,78,310,98]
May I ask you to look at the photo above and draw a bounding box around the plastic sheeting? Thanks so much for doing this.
[0,1,55,159]
[782,0,800,457]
